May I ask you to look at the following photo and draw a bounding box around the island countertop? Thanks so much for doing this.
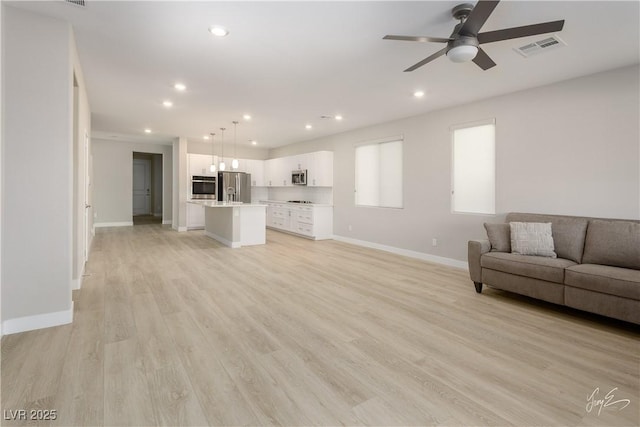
[187,200,268,208]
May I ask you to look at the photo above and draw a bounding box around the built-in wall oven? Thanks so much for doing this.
[191,175,216,199]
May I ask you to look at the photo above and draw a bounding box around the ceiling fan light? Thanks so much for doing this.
[447,45,478,63]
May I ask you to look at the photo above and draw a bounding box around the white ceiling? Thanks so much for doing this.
[8,1,640,148]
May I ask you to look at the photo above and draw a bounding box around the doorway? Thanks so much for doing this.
[132,152,162,225]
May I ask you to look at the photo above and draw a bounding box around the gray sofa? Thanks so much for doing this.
[468,212,640,325]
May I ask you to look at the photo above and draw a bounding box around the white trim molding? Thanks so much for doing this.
[162,219,172,225]
[94,221,134,228]
[332,235,469,270]
[2,302,74,335]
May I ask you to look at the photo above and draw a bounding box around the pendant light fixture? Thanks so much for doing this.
[231,120,239,170]
[209,132,217,173]
[219,127,226,171]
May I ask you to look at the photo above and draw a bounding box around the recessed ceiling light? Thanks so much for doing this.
[243,114,252,120]
[174,83,186,91]
[162,100,173,107]
[251,140,257,145]
[413,90,425,98]
[209,26,229,37]
[305,124,313,130]
[203,135,210,140]
[335,115,343,121]
[144,129,151,133]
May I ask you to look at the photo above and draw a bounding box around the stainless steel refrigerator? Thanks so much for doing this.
[217,171,252,203]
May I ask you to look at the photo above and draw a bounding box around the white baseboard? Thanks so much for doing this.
[162,219,172,225]
[2,302,74,335]
[94,221,133,228]
[205,231,240,248]
[332,235,468,270]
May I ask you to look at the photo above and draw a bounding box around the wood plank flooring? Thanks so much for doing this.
[2,224,639,426]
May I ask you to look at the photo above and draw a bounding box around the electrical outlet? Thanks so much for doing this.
[432,238,438,247]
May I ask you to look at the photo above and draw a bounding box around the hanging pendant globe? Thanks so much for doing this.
[219,161,226,171]
[232,158,239,169]
[210,163,216,173]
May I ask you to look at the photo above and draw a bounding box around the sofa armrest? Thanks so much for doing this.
[468,240,491,284]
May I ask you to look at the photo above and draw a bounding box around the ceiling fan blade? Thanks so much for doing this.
[383,35,452,43]
[478,20,565,44]
[472,47,496,70]
[459,0,500,36]
[404,47,447,72]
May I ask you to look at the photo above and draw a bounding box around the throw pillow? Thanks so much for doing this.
[484,223,511,252]
[510,222,557,258]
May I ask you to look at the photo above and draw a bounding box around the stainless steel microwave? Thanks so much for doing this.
[292,170,307,185]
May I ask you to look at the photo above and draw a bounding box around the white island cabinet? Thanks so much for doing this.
[265,201,333,240]
[188,201,267,248]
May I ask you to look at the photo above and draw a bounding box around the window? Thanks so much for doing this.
[355,138,403,208]
[452,120,495,214]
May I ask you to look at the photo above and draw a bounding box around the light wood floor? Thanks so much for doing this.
[2,224,639,426]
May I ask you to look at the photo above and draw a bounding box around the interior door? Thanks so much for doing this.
[133,158,151,215]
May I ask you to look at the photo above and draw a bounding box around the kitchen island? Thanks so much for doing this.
[187,201,267,248]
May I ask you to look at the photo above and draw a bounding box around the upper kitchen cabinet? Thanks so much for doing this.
[262,151,333,187]
[244,159,265,186]
[308,151,333,187]
[189,153,216,176]
[265,157,289,186]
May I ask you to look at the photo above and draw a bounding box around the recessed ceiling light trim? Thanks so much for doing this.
[174,83,186,91]
[209,26,229,37]
[162,100,173,107]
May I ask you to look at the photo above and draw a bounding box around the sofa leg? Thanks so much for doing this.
[474,282,483,293]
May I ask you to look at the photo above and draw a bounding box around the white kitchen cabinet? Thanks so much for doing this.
[189,153,216,177]
[265,157,289,187]
[266,202,332,240]
[262,151,332,187]
[244,159,265,186]
[186,202,205,229]
[308,151,333,187]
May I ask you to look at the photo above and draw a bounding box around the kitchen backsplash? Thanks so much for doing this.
[266,186,333,204]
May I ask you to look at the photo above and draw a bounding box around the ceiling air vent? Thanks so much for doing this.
[514,35,566,58]
[64,0,86,7]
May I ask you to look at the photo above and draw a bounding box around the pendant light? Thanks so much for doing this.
[219,127,226,171]
[209,132,216,173]
[231,120,239,170]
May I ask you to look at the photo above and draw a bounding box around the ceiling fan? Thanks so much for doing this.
[384,0,565,71]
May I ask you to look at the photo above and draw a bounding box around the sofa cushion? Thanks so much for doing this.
[565,264,640,300]
[582,220,640,270]
[506,213,588,263]
[481,252,576,284]
[510,222,557,258]
[484,223,511,252]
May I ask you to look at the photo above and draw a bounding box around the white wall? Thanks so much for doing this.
[0,1,4,335]
[93,139,172,225]
[270,65,640,264]
[71,31,92,291]
[172,137,188,231]
[2,6,76,332]
[153,154,163,215]
[188,139,269,160]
